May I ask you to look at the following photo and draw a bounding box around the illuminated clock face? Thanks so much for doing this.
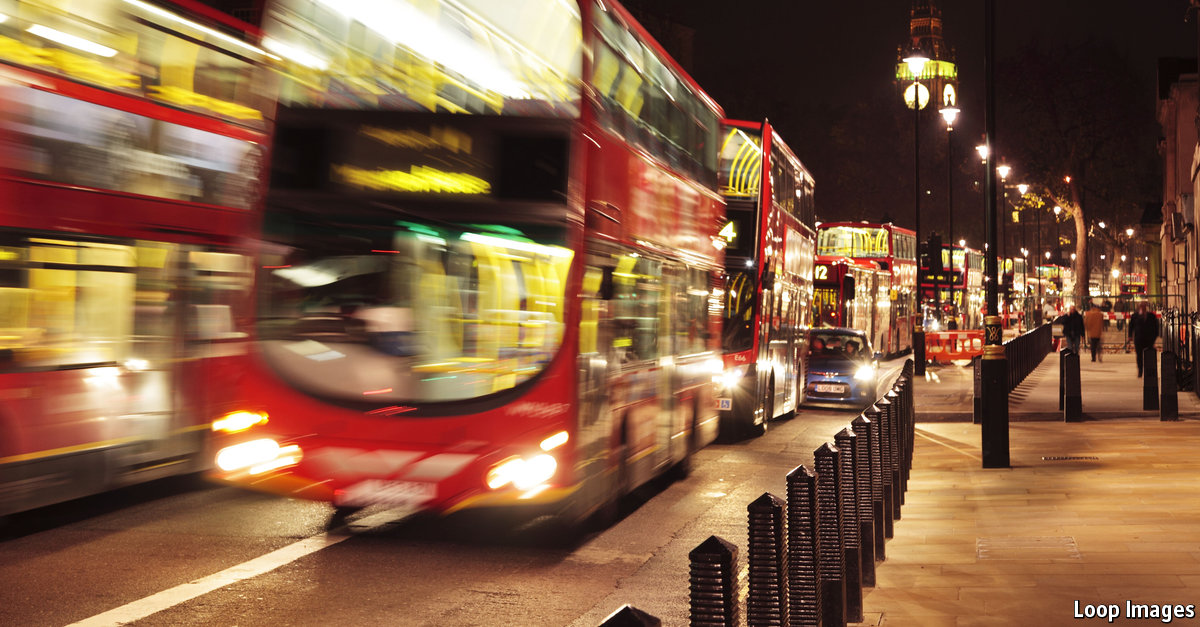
[943,84,957,107]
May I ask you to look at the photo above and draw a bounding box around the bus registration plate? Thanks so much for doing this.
[337,479,436,507]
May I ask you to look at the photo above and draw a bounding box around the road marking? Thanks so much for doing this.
[67,509,404,626]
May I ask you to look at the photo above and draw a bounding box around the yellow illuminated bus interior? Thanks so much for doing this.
[257,221,573,403]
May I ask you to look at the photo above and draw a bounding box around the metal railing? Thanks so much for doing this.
[1004,323,1053,391]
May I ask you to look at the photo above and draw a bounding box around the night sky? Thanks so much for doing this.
[627,0,1197,237]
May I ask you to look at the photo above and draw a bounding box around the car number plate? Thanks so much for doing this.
[718,398,732,410]
[336,479,436,507]
[815,383,846,394]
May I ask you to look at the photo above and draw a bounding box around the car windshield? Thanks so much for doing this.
[809,332,869,361]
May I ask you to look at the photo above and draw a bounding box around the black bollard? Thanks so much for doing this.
[1058,349,1068,411]
[1063,351,1082,422]
[1143,347,1159,411]
[689,535,740,627]
[850,415,877,586]
[814,443,846,627]
[1161,351,1179,421]
[834,428,863,623]
[599,605,661,627]
[785,465,822,627]
[862,405,887,559]
[747,493,788,626]
[874,396,896,538]
[914,329,926,376]
[973,355,983,424]
[885,389,904,513]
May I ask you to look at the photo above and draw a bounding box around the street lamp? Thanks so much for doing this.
[997,163,1010,271]
[1053,206,1063,264]
[941,106,959,249]
[903,49,929,374]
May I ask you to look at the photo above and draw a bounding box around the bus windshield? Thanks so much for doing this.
[721,268,756,352]
[257,215,572,404]
[817,226,891,258]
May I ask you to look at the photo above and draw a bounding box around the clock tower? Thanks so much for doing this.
[896,0,958,111]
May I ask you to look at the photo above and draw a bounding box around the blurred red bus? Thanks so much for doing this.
[210,0,725,528]
[816,222,917,356]
[0,0,275,516]
[715,119,816,439]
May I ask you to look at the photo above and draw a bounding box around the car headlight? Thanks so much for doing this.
[721,365,748,390]
[853,364,877,381]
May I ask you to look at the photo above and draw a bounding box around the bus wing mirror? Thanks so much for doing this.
[600,267,615,300]
[761,270,776,291]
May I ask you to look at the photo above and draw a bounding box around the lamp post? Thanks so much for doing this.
[981,0,1008,468]
[997,163,1011,266]
[1054,205,1063,264]
[941,106,959,325]
[903,49,930,375]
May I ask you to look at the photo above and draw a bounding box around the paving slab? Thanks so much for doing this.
[853,419,1200,626]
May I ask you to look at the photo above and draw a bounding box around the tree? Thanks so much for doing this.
[996,39,1159,306]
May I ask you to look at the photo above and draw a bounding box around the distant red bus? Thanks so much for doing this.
[0,0,275,516]
[210,0,724,528]
[921,244,985,330]
[816,222,917,356]
[715,119,816,438]
[813,256,888,353]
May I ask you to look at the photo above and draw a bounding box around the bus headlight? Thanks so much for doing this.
[854,364,877,381]
[486,454,558,491]
[215,438,302,474]
[213,411,269,433]
[720,365,748,390]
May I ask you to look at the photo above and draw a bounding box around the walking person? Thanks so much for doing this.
[1063,305,1085,355]
[1083,303,1104,362]
[1128,302,1159,377]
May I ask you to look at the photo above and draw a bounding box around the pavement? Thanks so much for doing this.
[852,348,1200,626]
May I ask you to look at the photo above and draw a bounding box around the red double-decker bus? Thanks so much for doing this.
[210,0,725,528]
[813,256,888,348]
[921,244,985,331]
[715,120,815,439]
[816,222,917,356]
[0,0,276,516]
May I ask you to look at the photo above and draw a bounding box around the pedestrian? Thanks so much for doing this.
[1083,304,1104,362]
[1128,302,1159,377]
[1063,305,1085,355]
[1101,299,1113,330]
[1113,298,1128,331]
[1042,300,1057,325]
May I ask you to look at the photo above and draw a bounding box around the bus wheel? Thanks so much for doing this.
[591,427,629,530]
[668,401,700,480]
[326,505,362,530]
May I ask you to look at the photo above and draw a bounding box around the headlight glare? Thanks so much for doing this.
[854,364,877,381]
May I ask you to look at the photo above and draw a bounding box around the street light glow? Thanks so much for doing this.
[1098,221,1106,229]
[903,51,930,77]
[1053,206,1062,215]
[997,164,1011,180]
[1017,183,1028,195]
[1125,228,1134,237]
[959,239,966,247]
[976,144,989,162]
[940,106,960,126]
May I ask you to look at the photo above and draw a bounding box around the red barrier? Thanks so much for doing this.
[924,330,985,363]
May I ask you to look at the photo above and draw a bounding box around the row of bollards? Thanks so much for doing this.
[1058,347,1179,422]
[599,360,917,627]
